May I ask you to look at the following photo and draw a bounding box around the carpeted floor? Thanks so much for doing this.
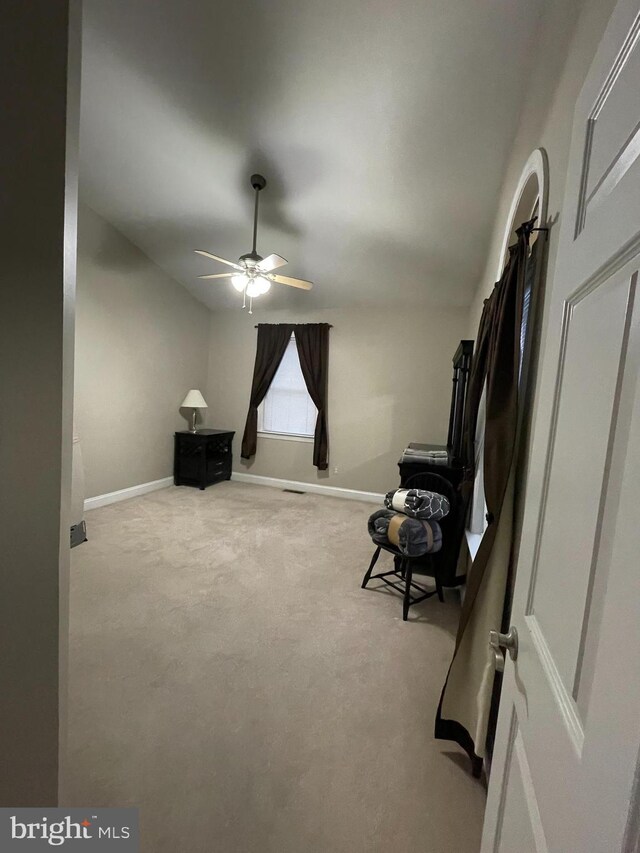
[62,482,485,852]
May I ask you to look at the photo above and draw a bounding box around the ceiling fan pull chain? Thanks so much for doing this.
[248,295,253,315]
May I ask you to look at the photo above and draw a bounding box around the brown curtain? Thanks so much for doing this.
[435,220,533,771]
[241,323,294,460]
[294,323,330,470]
[460,249,514,476]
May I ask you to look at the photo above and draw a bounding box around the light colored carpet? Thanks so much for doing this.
[62,482,485,852]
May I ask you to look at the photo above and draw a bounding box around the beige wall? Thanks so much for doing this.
[468,0,617,336]
[206,305,468,494]
[75,205,210,498]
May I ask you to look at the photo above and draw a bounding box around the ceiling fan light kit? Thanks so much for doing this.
[195,173,313,314]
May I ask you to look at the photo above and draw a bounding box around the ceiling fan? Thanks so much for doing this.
[195,174,313,313]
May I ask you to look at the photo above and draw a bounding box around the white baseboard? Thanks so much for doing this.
[231,471,383,504]
[84,472,383,511]
[84,476,173,511]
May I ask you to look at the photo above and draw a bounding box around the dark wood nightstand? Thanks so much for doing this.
[174,429,235,490]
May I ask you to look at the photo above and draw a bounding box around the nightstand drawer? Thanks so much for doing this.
[207,458,230,478]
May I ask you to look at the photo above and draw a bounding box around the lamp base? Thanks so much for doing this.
[189,408,197,433]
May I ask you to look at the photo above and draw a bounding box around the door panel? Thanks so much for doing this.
[484,260,640,852]
[482,1,640,850]
[528,272,634,696]
[577,12,640,236]
[577,287,640,852]
[494,711,548,853]
[582,15,640,205]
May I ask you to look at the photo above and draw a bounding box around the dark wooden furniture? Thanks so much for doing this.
[174,429,234,490]
[396,456,468,590]
[395,340,474,588]
[447,339,474,462]
[398,443,464,490]
[362,472,456,620]
[362,543,444,621]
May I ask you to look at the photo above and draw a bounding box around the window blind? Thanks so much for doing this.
[258,335,317,437]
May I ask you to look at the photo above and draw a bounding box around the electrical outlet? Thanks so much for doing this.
[332,466,339,474]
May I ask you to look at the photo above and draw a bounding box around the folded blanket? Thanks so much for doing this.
[403,448,448,457]
[401,452,449,465]
[384,488,450,521]
[368,509,442,556]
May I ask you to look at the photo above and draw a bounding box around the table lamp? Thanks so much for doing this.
[181,389,208,433]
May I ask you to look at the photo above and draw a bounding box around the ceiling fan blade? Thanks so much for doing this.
[194,250,243,270]
[270,274,313,291]
[198,272,235,280]
[257,253,288,272]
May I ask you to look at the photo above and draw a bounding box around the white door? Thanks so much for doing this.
[481,2,640,851]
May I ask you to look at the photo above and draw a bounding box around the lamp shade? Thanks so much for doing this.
[181,389,208,409]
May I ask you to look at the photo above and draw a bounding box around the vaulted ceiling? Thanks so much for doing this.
[80,0,551,311]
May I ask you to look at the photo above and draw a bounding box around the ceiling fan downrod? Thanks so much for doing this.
[250,174,266,258]
[239,173,267,265]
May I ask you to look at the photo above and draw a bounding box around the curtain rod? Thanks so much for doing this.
[254,324,333,328]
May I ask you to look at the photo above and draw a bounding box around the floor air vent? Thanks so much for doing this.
[283,488,306,494]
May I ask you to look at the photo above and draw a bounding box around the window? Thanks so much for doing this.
[258,334,317,438]
[519,197,540,383]
[469,386,488,537]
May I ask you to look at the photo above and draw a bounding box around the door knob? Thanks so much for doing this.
[489,626,518,673]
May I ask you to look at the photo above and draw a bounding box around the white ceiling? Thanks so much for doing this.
[80,0,551,312]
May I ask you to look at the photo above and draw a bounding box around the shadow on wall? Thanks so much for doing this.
[84,213,150,273]
[178,406,204,430]
[178,406,201,431]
